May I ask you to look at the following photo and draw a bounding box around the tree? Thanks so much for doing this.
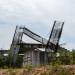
[5,51,13,67]
[71,50,75,64]
[0,54,4,68]
[15,54,23,67]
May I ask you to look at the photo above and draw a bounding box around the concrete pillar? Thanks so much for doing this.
[23,50,40,67]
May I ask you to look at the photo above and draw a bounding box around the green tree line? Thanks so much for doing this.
[0,49,75,68]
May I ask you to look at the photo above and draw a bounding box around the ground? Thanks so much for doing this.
[0,65,75,75]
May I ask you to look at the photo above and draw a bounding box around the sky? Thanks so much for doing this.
[0,0,75,50]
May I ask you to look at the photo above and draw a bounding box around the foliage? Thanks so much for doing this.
[15,55,23,68]
[5,51,13,67]
[7,69,17,75]
[24,64,33,71]
[0,48,75,68]
[40,65,74,75]
[0,54,4,68]
[71,50,75,64]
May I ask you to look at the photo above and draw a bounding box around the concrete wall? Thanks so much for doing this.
[23,50,40,67]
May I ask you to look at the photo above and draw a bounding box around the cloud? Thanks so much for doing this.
[0,0,75,50]
[0,25,15,49]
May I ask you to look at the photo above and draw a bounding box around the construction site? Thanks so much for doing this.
[8,20,64,67]
[1,0,75,75]
[1,21,75,75]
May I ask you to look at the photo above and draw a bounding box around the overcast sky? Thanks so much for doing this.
[0,0,75,50]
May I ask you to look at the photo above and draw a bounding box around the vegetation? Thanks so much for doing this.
[0,49,75,75]
[0,54,4,68]
[0,65,75,75]
[0,48,75,68]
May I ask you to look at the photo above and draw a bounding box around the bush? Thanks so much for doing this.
[40,65,74,75]
[7,69,17,75]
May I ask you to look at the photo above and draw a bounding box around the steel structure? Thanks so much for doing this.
[46,21,64,52]
[10,21,64,65]
[45,21,64,64]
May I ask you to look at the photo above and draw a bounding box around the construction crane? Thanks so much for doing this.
[10,20,64,66]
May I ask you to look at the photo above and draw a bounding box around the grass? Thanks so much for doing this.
[0,65,75,75]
